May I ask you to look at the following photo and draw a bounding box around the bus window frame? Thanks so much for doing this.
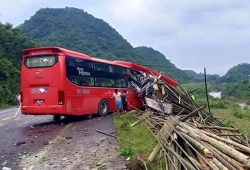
[24,55,58,69]
[65,56,133,89]
[65,56,95,87]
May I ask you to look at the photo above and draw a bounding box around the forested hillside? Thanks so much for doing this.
[0,22,37,106]
[223,80,250,100]
[19,7,147,65]
[184,70,220,82]
[135,46,189,83]
[220,63,250,83]
[19,7,193,82]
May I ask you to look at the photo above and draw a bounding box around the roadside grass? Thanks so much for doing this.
[113,114,165,170]
[0,104,13,110]
[211,106,250,137]
[181,82,250,136]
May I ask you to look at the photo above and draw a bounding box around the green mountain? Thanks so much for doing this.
[184,70,204,80]
[184,70,220,82]
[221,63,250,83]
[134,47,189,83]
[19,7,191,82]
[19,7,146,65]
[0,22,37,106]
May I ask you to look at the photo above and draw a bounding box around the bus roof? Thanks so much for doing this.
[23,46,178,87]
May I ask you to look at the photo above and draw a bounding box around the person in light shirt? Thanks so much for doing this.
[111,89,122,115]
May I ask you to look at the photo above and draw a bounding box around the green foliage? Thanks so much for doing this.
[135,46,190,83]
[223,80,250,100]
[180,82,216,96]
[120,146,134,157]
[0,22,38,105]
[223,120,232,127]
[209,99,228,109]
[19,7,147,65]
[184,70,220,83]
[221,63,250,83]
[233,108,243,119]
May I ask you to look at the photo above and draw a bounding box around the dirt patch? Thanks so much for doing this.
[17,116,128,170]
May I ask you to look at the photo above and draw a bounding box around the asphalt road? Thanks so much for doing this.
[0,108,127,170]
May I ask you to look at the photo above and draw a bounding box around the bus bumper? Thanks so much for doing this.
[21,105,64,115]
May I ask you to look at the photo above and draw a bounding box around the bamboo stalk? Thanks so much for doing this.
[163,145,196,170]
[195,132,250,168]
[188,156,203,169]
[217,134,242,137]
[181,106,206,121]
[183,143,197,161]
[212,158,229,170]
[201,130,250,154]
[197,126,239,132]
[196,153,210,170]
[178,131,213,158]
[204,143,237,170]
[246,134,249,148]
[210,145,245,170]
[164,152,169,170]
[176,108,185,116]
[207,159,220,170]
[95,129,135,145]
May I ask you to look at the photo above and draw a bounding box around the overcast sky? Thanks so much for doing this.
[1,0,250,76]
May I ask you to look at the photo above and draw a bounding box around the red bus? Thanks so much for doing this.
[20,46,177,120]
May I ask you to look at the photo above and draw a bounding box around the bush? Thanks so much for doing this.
[224,120,232,127]
[120,145,134,157]
[233,109,243,119]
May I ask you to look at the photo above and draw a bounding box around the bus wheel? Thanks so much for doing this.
[98,99,109,117]
[85,114,92,119]
[53,115,61,122]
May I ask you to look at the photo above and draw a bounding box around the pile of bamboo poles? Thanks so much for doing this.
[128,73,250,170]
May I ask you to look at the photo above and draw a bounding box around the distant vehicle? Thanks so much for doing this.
[20,46,177,120]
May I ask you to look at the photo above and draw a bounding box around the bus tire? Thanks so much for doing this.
[53,115,61,122]
[98,99,109,117]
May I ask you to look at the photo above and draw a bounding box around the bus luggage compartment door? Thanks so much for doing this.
[23,87,58,106]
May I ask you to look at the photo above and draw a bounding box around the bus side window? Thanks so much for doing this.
[94,62,115,87]
[65,56,94,87]
[114,66,130,88]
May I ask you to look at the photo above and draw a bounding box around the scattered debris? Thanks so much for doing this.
[43,142,49,145]
[2,167,11,170]
[64,136,72,139]
[96,129,135,145]
[14,142,26,146]
[127,71,250,169]
[117,122,129,130]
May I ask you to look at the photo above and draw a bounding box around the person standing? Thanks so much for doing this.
[112,89,122,116]
[15,92,21,108]
[121,90,128,114]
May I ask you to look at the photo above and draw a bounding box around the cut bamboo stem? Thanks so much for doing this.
[197,126,239,132]
[201,130,250,154]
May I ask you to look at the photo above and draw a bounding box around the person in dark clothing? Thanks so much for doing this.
[121,90,128,114]
[15,92,21,108]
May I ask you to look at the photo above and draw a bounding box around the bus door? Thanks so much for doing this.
[21,54,62,111]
